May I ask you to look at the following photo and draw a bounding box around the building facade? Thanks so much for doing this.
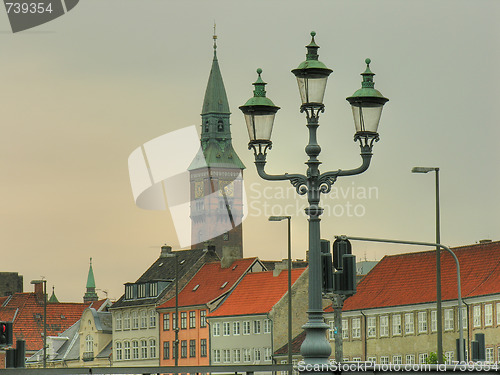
[325,241,500,364]
[208,267,309,367]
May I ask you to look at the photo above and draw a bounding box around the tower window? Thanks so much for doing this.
[217,120,224,132]
[204,121,209,132]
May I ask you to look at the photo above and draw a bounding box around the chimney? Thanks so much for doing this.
[30,280,44,303]
[273,259,288,277]
[479,239,492,244]
[221,246,239,269]
[160,245,173,258]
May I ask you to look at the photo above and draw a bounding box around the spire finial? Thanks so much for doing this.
[213,22,217,51]
[90,257,92,266]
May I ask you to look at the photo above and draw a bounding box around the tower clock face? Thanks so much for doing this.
[195,181,204,198]
[218,180,234,197]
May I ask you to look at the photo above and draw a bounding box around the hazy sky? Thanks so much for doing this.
[1,0,499,302]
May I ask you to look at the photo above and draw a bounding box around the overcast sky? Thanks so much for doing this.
[1,0,499,302]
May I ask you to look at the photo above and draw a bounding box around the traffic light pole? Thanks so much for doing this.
[331,294,347,362]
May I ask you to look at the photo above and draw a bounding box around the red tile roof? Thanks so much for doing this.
[157,258,258,309]
[208,268,307,317]
[0,293,106,351]
[333,241,500,312]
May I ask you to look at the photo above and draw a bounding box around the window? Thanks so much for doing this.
[445,309,454,331]
[149,339,156,358]
[132,340,139,359]
[380,356,389,364]
[367,317,376,338]
[140,310,147,329]
[116,342,122,360]
[328,320,335,340]
[406,354,415,364]
[181,312,187,329]
[223,349,231,363]
[200,310,207,328]
[85,335,93,353]
[223,322,231,336]
[243,321,250,335]
[431,310,437,332]
[181,340,187,358]
[265,348,272,361]
[264,319,271,333]
[149,282,157,297]
[234,349,241,362]
[124,341,131,360]
[418,353,428,364]
[213,322,220,336]
[243,348,252,362]
[141,340,148,359]
[115,313,122,330]
[473,305,481,328]
[213,349,221,363]
[342,319,349,339]
[380,316,389,337]
[486,347,494,363]
[497,303,500,325]
[149,309,156,328]
[404,313,414,334]
[392,314,401,335]
[124,312,130,330]
[172,313,177,330]
[393,355,402,364]
[189,311,196,328]
[485,304,493,326]
[233,321,241,335]
[418,311,427,333]
[138,283,146,298]
[163,341,170,360]
[254,348,261,362]
[190,340,196,358]
[352,318,361,338]
[254,320,261,334]
[462,307,467,329]
[367,357,377,364]
[125,284,134,300]
[217,120,224,132]
[163,313,170,331]
[132,311,139,329]
[445,351,454,365]
[200,339,207,357]
[352,357,361,362]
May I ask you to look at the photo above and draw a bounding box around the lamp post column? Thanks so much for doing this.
[435,168,442,363]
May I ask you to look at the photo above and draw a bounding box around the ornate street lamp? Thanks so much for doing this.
[240,32,389,370]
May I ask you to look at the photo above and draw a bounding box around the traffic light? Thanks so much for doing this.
[0,321,13,347]
[321,239,334,293]
[332,238,357,295]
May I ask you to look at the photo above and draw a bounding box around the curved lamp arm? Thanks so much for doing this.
[254,153,308,195]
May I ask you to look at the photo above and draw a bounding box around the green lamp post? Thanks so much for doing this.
[240,32,389,372]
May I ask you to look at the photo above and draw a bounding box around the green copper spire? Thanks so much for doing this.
[201,29,230,115]
[48,286,59,303]
[84,257,98,302]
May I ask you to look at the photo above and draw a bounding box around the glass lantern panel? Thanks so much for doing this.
[350,103,383,134]
[296,76,328,105]
[244,113,275,142]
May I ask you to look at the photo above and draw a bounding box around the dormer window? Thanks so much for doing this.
[125,284,135,300]
[149,282,158,297]
[137,283,146,298]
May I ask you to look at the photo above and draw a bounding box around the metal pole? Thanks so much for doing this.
[435,168,443,364]
[287,216,292,371]
[332,295,345,362]
[175,253,179,367]
[337,235,465,361]
[43,280,47,369]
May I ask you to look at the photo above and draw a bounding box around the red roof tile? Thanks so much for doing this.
[0,292,105,351]
[157,258,258,309]
[208,268,307,317]
[335,241,500,312]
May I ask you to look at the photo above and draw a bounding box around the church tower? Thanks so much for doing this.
[83,257,98,303]
[188,31,245,259]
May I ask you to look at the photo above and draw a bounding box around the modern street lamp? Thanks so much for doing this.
[269,216,292,370]
[241,32,389,370]
[412,166,442,362]
[166,250,179,366]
